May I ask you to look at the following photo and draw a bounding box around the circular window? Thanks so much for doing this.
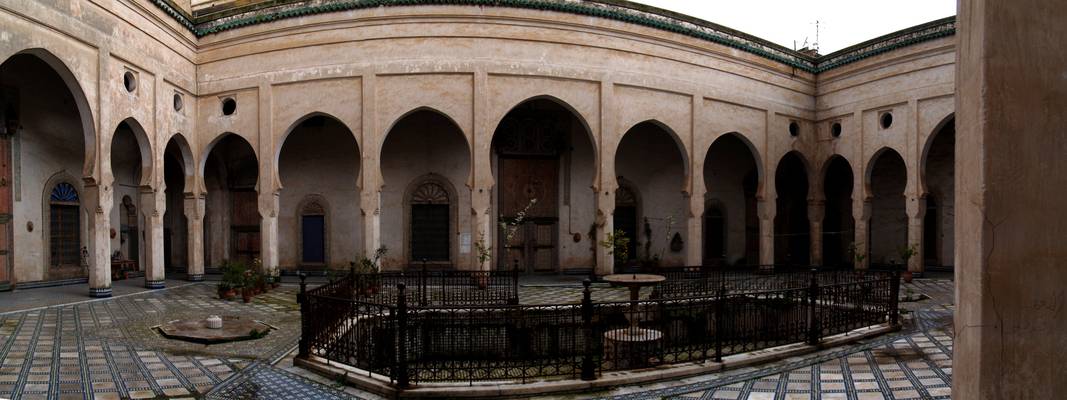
[222,98,237,116]
[788,121,799,137]
[880,112,893,129]
[123,71,137,93]
[831,122,842,138]
[173,93,184,112]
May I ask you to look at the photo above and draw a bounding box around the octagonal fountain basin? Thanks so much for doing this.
[157,316,274,344]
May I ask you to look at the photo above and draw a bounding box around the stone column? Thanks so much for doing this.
[685,193,704,267]
[183,193,205,281]
[595,188,614,276]
[757,198,774,266]
[852,199,871,269]
[954,0,1067,397]
[83,181,113,297]
[259,190,279,275]
[140,187,166,289]
[360,165,382,261]
[470,185,493,271]
[807,199,825,266]
[905,194,926,274]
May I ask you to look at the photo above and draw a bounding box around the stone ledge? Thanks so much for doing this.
[295,322,899,398]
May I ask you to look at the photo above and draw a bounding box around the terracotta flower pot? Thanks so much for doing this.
[242,288,254,303]
[902,270,914,283]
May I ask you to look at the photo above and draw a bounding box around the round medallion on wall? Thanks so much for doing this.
[110,228,117,239]
[26,221,33,232]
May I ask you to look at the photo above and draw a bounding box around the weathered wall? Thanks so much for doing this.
[954,0,1067,397]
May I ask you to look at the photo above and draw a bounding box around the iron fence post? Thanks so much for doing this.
[396,283,410,388]
[421,258,428,307]
[807,268,819,346]
[715,278,725,362]
[890,269,901,326]
[580,279,596,381]
[511,259,520,305]
[297,273,309,358]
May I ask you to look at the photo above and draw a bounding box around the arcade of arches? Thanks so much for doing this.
[0,1,959,298]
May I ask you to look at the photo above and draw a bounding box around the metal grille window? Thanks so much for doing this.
[410,182,450,262]
[49,183,80,267]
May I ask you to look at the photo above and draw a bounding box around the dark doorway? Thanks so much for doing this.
[924,196,938,266]
[704,205,726,264]
[302,215,326,264]
[411,204,449,262]
[823,156,855,268]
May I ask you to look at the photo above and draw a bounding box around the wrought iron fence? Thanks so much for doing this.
[298,268,899,387]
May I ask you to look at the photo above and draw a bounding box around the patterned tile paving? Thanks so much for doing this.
[0,278,954,399]
[0,284,301,399]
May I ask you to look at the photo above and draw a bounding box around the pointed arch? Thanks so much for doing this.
[163,133,195,193]
[920,113,955,194]
[112,117,154,187]
[705,132,765,193]
[493,95,599,173]
[199,132,260,187]
[617,119,691,176]
[864,147,907,199]
[275,111,360,172]
[381,106,470,159]
[403,173,460,266]
[3,49,96,179]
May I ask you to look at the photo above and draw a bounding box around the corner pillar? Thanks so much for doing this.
[852,199,872,269]
[140,186,166,289]
[757,198,775,266]
[259,190,279,275]
[83,181,113,297]
[906,194,926,274]
[808,199,825,266]
[184,193,205,281]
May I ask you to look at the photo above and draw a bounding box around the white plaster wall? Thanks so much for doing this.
[277,119,362,270]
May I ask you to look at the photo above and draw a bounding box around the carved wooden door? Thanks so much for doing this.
[0,88,14,290]
[499,158,558,273]
[230,190,260,265]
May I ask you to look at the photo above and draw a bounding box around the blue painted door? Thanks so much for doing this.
[302,215,325,264]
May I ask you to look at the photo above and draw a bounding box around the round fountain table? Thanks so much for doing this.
[602,274,667,368]
[602,273,666,302]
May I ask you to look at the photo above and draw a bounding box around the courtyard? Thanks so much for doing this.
[0,275,953,399]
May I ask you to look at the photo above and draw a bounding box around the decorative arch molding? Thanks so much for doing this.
[490,95,600,172]
[863,147,908,200]
[402,173,460,267]
[111,117,155,188]
[163,133,196,194]
[919,113,955,195]
[295,194,331,266]
[2,48,97,181]
[380,106,471,159]
[41,171,86,279]
[198,132,260,193]
[616,119,692,181]
[275,111,361,183]
[703,132,766,196]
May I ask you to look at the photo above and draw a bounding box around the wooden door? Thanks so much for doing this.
[0,131,10,290]
[498,158,558,273]
[302,215,326,264]
[231,190,260,264]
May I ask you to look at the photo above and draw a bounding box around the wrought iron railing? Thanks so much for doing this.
[298,268,899,387]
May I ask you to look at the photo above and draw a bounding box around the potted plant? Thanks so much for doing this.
[219,261,245,300]
[898,244,918,283]
[600,229,631,267]
[848,243,867,268]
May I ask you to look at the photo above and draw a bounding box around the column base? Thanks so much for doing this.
[89,287,112,298]
[187,274,204,282]
[145,280,166,289]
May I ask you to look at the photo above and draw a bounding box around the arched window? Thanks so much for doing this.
[614,184,639,262]
[410,181,451,263]
[49,182,80,267]
[299,197,327,265]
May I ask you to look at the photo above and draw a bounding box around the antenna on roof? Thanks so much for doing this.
[813,20,821,52]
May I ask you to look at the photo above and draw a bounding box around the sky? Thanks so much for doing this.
[629,0,957,54]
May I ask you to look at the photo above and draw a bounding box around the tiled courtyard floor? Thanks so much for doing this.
[0,277,955,399]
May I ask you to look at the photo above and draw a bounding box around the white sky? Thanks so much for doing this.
[629,0,957,54]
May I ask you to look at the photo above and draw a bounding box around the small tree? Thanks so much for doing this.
[600,229,631,265]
